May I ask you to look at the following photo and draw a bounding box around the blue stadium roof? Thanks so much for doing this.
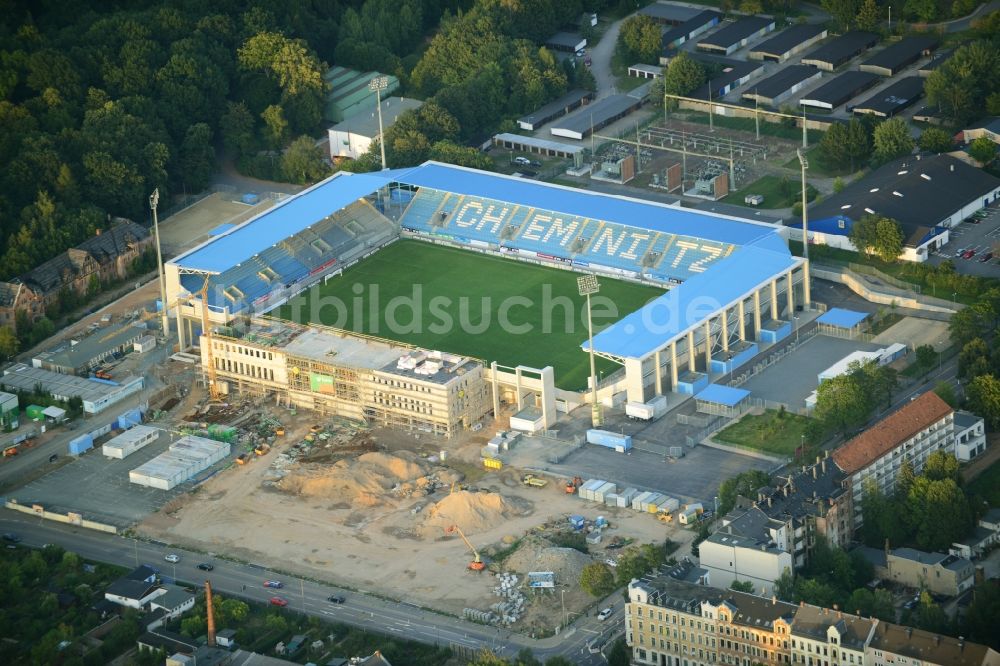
[817,308,868,329]
[170,172,391,273]
[695,384,750,407]
[583,242,801,359]
[389,162,777,246]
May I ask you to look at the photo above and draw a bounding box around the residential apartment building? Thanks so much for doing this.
[885,547,975,596]
[204,320,491,438]
[701,456,851,594]
[953,411,987,461]
[832,392,954,527]
[626,570,1000,666]
[0,221,151,328]
[867,621,1000,666]
[790,604,874,666]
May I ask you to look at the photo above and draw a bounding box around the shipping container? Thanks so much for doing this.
[593,482,617,503]
[631,491,653,511]
[617,488,638,508]
[115,407,143,430]
[586,429,633,451]
[68,433,94,455]
[568,515,585,530]
[103,425,158,459]
[579,479,603,501]
[657,496,680,513]
[642,493,664,512]
[625,402,655,420]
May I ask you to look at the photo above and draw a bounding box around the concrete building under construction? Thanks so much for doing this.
[203,320,492,438]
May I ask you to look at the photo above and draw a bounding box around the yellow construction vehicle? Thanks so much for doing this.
[446,524,486,571]
[657,512,673,523]
[521,474,549,488]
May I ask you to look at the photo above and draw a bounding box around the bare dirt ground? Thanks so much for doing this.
[137,417,693,630]
[872,316,950,352]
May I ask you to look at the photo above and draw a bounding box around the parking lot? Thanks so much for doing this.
[545,442,773,506]
[929,204,1000,277]
[11,428,235,527]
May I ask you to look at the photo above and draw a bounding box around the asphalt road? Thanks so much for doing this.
[0,511,620,663]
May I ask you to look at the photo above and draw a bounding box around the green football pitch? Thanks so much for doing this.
[275,240,664,391]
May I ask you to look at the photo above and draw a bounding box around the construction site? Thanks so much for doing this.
[135,389,688,635]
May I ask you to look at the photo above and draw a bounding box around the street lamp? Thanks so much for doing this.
[578,274,602,427]
[149,189,170,338]
[797,149,811,306]
[369,76,390,171]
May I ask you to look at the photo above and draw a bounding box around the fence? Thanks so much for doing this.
[5,500,118,534]
[676,413,712,427]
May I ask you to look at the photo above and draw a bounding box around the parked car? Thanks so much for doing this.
[576,49,586,57]
[604,558,618,567]
[197,563,214,571]
[955,247,968,257]
[513,156,531,166]
[980,252,994,262]
[962,249,976,259]
[1,533,20,543]
[269,596,288,607]
[48,454,58,463]
[264,580,284,589]
[328,595,346,603]
[598,607,613,621]
[164,554,180,563]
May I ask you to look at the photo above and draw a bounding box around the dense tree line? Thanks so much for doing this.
[809,360,897,438]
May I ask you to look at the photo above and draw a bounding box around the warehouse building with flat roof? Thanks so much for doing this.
[697,17,776,56]
[749,24,828,62]
[852,77,925,118]
[918,51,950,76]
[860,35,938,76]
[743,65,823,107]
[660,10,722,62]
[0,363,144,415]
[639,2,704,24]
[801,31,879,71]
[517,89,594,131]
[550,94,642,140]
[545,32,586,53]
[799,71,880,110]
[492,133,584,160]
[692,58,763,99]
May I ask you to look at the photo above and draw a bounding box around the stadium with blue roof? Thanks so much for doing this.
[165,161,811,414]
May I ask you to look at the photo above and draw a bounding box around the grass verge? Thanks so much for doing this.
[714,409,813,457]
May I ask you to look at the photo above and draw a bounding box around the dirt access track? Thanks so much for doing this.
[138,419,692,629]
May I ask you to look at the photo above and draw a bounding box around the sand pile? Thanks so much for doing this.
[422,490,533,535]
[504,537,592,585]
[279,451,432,501]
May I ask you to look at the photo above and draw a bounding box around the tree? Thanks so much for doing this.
[0,326,17,360]
[580,562,616,597]
[845,118,873,170]
[919,127,954,154]
[959,338,993,379]
[178,123,216,192]
[950,302,997,347]
[820,123,850,169]
[607,638,630,666]
[280,136,329,184]
[961,580,1000,650]
[774,567,795,601]
[969,136,997,164]
[933,381,958,407]
[661,52,706,105]
[907,476,973,551]
[873,118,915,163]
[966,374,1000,429]
[855,0,881,30]
[915,344,937,369]
[904,0,940,21]
[872,216,904,262]
[615,544,665,585]
[718,470,772,516]
[812,364,875,433]
[730,580,755,593]
[618,15,661,64]
[260,104,288,149]
[923,449,960,484]
[926,41,1000,125]
[823,0,862,30]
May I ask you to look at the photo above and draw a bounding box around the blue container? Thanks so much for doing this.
[568,515,585,530]
[68,433,94,455]
[586,429,633,451]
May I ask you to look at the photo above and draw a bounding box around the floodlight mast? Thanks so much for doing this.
[149,189,170,339]
[578,274,602,427]
[369,76,389,171]
[797,148,811,306]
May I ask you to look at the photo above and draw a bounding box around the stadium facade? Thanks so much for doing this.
[165,162,810,434]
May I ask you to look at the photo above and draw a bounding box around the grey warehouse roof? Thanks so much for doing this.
[517,89,593,128]
[803,31,879,66]
[0,363,139,403]
[698,16,774,50]
[861,35,938,73]
[746,65,821,99]
[550,94,640,135]
[639,2,703,23]
[853,76,925,116]
[750,23,826,57]
[801,70,879,106]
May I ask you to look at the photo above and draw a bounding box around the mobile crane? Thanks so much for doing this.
[446,524,486,571]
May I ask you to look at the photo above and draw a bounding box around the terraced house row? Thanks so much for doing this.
[626,572,999,666]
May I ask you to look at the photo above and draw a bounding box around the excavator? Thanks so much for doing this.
[446,524,486,571]
[565,477,583,494]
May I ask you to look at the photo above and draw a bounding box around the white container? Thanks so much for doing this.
[632,491,652,511]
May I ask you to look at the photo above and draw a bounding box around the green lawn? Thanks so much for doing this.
[967,458,1000,508]
[721,174,818,209]
[714,409,813,457]
[781,145,858,178]
[277,240,663,391]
